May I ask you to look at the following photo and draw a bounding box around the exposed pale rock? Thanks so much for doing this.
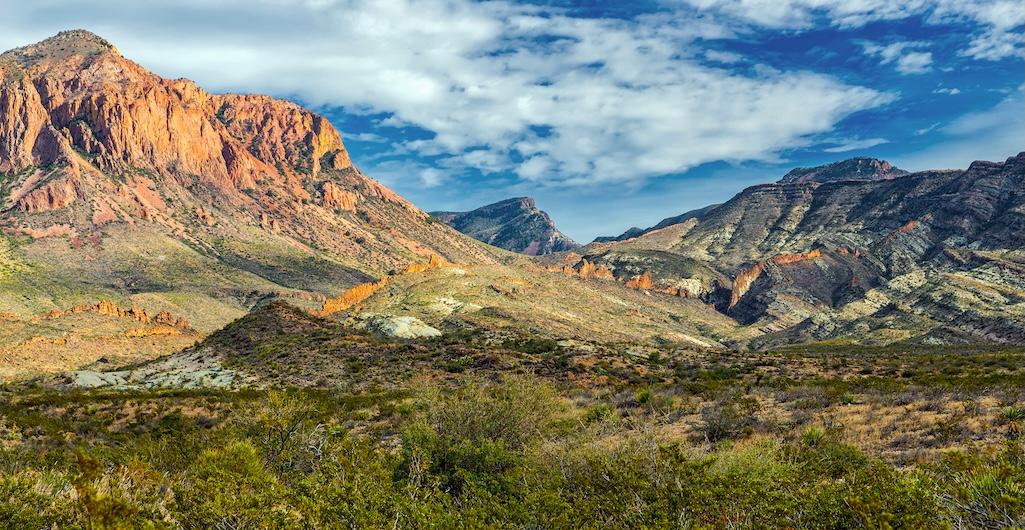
[357,314,442,339]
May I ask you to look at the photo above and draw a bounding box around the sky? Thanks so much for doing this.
[1,0,1022,242]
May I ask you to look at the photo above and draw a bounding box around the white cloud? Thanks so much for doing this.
[0,0,895,188]
[933,87,961,95]
[930,0,1025,60]
[678,0,928,29]
[419,167,446,188]
[679,0,1024,60]
[349,132,388,143]
[861,41,933,74]
[894,51,933,74]
[822,137,889,152]
[704,49,744,63]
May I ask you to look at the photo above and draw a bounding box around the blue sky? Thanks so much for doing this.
[2,0,1022,241]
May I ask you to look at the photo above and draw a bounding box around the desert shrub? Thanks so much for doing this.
[242,389,326,477]
[398,376,562,497]
[700,393,760,443]
[0,375,1021,527]
[936,442,1025,529]
[0,471,76,528]
[1000,406,1025,438]
[174,440,295,529]
[635,387,652,405]
[804,462,943,529]
[297,434,437,529]
[584,403,617,423]
[502,337,562,355]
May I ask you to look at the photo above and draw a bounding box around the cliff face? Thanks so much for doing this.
[0,30,349,190]
[0,30,497,338]
[431,197,579,255]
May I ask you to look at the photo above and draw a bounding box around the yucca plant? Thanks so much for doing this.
[1000,406,1024,438]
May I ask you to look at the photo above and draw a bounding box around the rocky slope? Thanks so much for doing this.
[571,154,1025,346]
[0,31,501,373]
[431,197,578,255]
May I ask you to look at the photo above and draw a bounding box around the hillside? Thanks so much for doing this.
[0,30,501,376]
[431,197,578,255]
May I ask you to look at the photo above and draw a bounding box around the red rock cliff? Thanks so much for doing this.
[0,30,350,193]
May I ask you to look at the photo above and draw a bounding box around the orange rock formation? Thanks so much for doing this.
[319,254,448,316]
[625,271,654,290]
[46,300,192,330]
[321,182,359,211]
[729,249,822,309]
[0,31,350,191]
[555,259,614,281]
[403,253,447,274]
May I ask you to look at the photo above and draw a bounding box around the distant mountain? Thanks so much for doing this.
[431,197,579,255]
[570,152,1025,346]
[593,203,721,243]
[778,157,908,184]
[0,30,498,376]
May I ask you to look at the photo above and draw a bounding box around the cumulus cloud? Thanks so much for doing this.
[0,0,896,187]
[861,41,933,74]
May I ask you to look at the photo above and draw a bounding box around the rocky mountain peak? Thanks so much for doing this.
[431,196,578,255]
[15,29,117,56]
[0,30,352,186]
[0,30,495,281]
[779,157,908,184]
[515,196,536,209]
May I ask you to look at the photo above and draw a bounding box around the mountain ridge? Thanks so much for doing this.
[778,156,908,184]
[430,196,578,255]
[572,152,1025,346]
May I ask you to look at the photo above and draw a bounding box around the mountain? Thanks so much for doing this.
[572,153,1025,346]
[431,197,578,255]
[0,30,500,375]
[778,157,908,184]
[593,203,720,243]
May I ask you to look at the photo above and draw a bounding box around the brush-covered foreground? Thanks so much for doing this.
[1,344,1023,529]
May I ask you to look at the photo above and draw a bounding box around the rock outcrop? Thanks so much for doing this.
[729,249,823,309]
[357,314,442,339]
[321,182,358,211]
[318,254,448,316]
[625,271,654,290]
[46,300,193,331]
